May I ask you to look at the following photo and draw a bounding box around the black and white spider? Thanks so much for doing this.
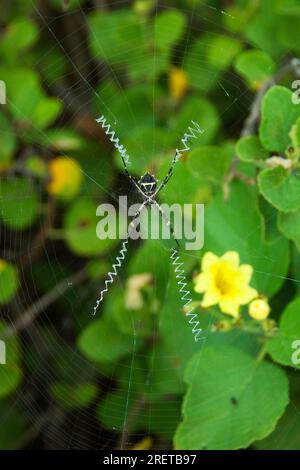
[126,170,179,246]
[93,114,203,343]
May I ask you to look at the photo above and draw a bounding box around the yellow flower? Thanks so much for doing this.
[169,67,188,101]
[0,259,7,272]
[125,273,152,310]
[48,157,83,200]
[248,298,270,321]
[194,251,257,318]
[131,436,152,450]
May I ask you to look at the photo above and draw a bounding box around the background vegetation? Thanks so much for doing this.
[1,0,300,450]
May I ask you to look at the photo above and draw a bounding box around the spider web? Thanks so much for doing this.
[1,0,300,451]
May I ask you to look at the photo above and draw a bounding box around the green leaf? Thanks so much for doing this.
[223,5,254,34]
[254,375,300,450]
[0,67,43,123]
[31,97,62,130]
[36,44,67,84]
[63,199,121,257]
[291,243,300,281]
[0,18,38,62]
[184,37,221,93]
[41,128,84,151]
[255,403,300,449]
[234,50,275,85]
[188,145,232,185]
[259,86,300,153]
[236,135,269,162]
[97,388,138,431]
[278,209,300,250]
[24,155,47,178]
[88,10,146,69]
[73,140,113,198]
[127,49,170,81]
[97,388,181,439]
[258,166,300,212]
[288,115,300,157]
[0,177,39,229]
[171,97,220,146]
[104,85,158,140]
[77,316,136,364]
[0,399,26,449]
[277,4,300,53]
[159,273,205,378]
[206,35,242,70]
[128,239,170,299]
[174,345,289,450]
[50,382,98,411]
[157,158,203,205]
[116,126,171,175]
[0,113,17,171]
[154,10,186,49]
[267,297,300,369]
[112,290,154,339]
[0,261,18,305]
[204,181,289,296]
[0,322,22,399]
[245,5,286,59]
[86,260,111,280]
[146,343,186,396]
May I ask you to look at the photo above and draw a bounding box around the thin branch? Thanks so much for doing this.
[240,80,272,138]
[19,198,56,270]
[15,406,64,449]
[117,394,147,450]
[93,0,107,10]
[224,57,300,199]
[4,268,87,339]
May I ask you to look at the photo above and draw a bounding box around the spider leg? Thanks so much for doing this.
[170,248,203,342]
[95,115,147,198]
[127,200,148,237]
[154,166,174,197]
[92,238,129,315]
[151,200,202,342]
[92,200,148,315]
[123,167,147,199]
[154,120,203,197]
[152,200,181,249]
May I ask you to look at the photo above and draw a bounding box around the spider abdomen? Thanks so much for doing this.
[139,172,157,195]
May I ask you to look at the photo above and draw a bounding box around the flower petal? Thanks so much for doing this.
[201,289,220,308]
[236,286,258,304]
[194,273,209,293]
[201,252,219,272]
[221,251,240,267]
[219,298,240,318]
[239,264,253,283]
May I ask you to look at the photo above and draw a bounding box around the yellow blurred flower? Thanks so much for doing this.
[250,79,263,92]
[48,157,83,200]
[131,436,153,450]
[248,298,270,321]
[0,259,6,272]
[194,251,257,318]
[169,67,188,101]
[125,273,152,310]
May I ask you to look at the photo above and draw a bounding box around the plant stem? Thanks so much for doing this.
[117,394,147,450]
[3,268,87,339]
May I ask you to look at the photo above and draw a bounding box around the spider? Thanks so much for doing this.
[138,172,157,196]
[96,115,201,247]
[93,115,204,344]
[127,171,179,247]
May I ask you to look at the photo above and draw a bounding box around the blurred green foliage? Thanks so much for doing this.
[1,0,300,451]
